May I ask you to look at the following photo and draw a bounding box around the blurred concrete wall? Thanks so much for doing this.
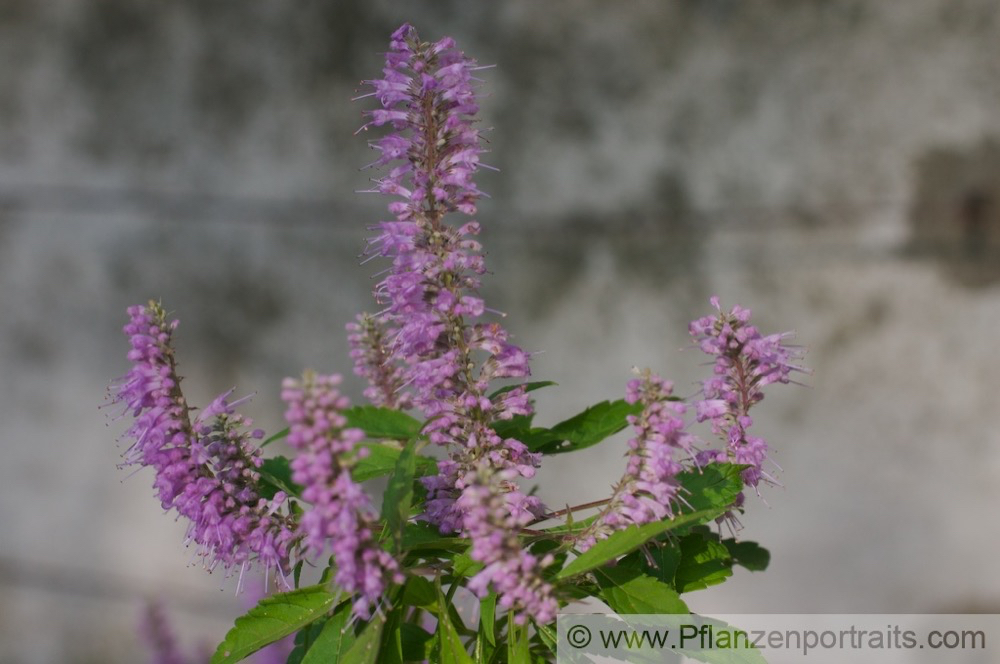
[3,1,1000,661]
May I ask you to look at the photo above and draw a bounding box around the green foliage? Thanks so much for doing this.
[556,508,724,580]
[381,440,418,551]
[294,603,355,664]
[211,586,338,664]
[258,455,302,500]
[595,565,689,614]
[675,533,734,593]
[344,406,423,440]
[352,443,437,483]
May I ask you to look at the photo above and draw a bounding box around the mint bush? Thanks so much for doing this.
[108,24,806,664]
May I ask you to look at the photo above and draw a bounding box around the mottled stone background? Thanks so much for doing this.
[3,1,1000,661]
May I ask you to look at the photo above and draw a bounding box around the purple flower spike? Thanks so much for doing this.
[281,371,403,618]
[579,369,692,550]
[110,302,296,584]
[689,297,807,491]
[459,465,558,625]
[358,24,542,536]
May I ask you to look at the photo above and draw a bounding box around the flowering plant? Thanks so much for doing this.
[108,24,806,664]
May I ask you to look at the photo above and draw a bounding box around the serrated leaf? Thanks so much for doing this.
[211,585,337,664]
[298,602,354,664]
[344,406,422,440]
[258,456,302,500]
[722,539,770,572]
[595,566,689,614]
[678,463,745,512]
[531,399,643,455]
[675,533,734,593]
[339,614,386,664]
[352,443,437,483]
[381,440,417,550]
[555,508,723,580]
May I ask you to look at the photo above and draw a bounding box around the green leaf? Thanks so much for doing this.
[298,602,355,664]
[381,440,417,550]
[488,380,557,399]
[339,614,386,664]
[678,463,744,513]
[555,508,723,580]
[352,443,437,483]
[722,539,770,572]
[531,399,643,455]
[400,624,434,662]
[258,456,303,500]
[379,606,405,664]
[507,613,530,663]
[534,621,557,655]
[479,592,496,647]
[674,533,734,593]
[211,585,337,664]
[595,566,689,614]
[400,522,466,553]
[261,427,289,448]
[401,575,437,611]
[451,552,484,578]
[287,618,327,664]
[491,413,534,441]
[437,590,474,664]
[344,406,422,440]
[622,542,681,586]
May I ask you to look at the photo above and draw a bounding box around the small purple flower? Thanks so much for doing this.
[281,371,403,618]
[109,302,296,584]
[689,297,807,491]
[579,370,692,550]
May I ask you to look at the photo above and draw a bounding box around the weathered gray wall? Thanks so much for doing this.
[3,1,1000,661]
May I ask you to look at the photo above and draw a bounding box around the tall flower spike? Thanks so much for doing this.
[577,369,693,551]
[689,296,807,492]
[358,23,541,535]
[109,302,296,583]
[281,371,403,618]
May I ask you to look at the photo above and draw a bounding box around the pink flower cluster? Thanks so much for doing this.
[110,302,295,583]
[690,297,806,490]
[459,466,558,625]
[580,370,693,550]
[281,372,403,618]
